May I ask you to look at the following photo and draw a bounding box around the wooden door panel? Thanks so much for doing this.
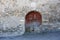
[25,11,42,26]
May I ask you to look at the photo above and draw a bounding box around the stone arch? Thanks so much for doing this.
[25,10,42,27]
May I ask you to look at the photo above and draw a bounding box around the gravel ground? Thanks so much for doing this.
[0,31,60,40]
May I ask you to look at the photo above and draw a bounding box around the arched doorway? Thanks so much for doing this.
[25,11,42,32]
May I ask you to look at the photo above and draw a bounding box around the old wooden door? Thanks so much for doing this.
[25,11,42,32]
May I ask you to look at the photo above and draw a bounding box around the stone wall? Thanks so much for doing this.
[0,0,60,36]
[0,0,60,22]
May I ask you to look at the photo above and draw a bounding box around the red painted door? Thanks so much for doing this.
[25,11,42,27]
